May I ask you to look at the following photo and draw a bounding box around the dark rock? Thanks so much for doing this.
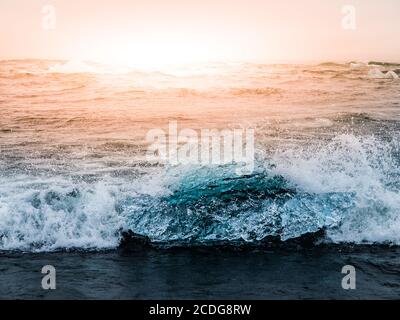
[368,61,400,67]
[119,230,152,251]
[261,229,326,249]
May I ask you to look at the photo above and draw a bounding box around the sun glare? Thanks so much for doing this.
[78,35,223,72]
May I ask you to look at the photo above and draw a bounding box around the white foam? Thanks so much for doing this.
[48,60,99,74]
[350,62,367,69]
[272,134,400,244]
[368,67,399,79]
[0,177,125,252]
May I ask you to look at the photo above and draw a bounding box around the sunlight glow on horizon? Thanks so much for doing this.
[1,0,400,67]
[76,36,232,70]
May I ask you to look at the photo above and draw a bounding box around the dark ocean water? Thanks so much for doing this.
[1,246,399,299]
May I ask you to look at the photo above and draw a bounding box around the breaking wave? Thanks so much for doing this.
[0,134,399,252]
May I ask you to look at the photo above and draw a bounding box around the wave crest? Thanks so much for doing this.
[0,134,399,252]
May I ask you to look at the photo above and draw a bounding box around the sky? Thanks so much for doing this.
[1,0,400,67]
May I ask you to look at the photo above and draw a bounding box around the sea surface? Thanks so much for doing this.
[0,60,400,299]
[1,246,400,299]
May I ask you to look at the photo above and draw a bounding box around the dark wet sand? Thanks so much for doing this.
[0,246,399,300]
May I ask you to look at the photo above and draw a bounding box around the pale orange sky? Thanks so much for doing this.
[1,0,400,66]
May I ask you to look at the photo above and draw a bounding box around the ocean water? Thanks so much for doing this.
[1,59,400,252]
[2,247,400,299]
